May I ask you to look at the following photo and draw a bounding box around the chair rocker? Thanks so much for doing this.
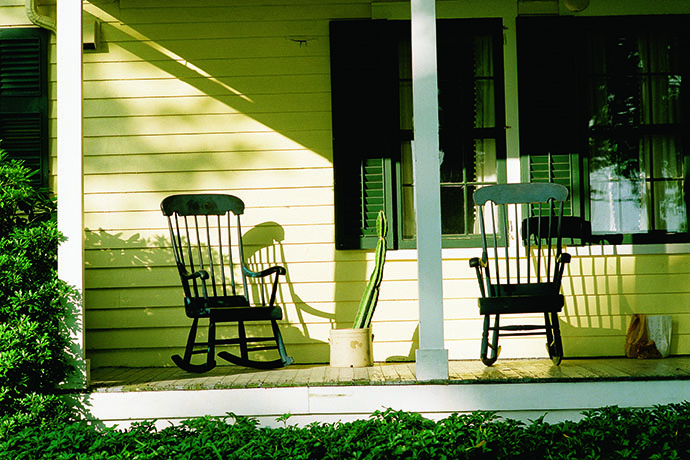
[469,183,571,366]
[161,194,293,373]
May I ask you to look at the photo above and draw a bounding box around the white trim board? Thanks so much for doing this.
[84,379,690,429]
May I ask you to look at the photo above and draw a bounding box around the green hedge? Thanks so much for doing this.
[1,404,689,459]
[0,149,79,433]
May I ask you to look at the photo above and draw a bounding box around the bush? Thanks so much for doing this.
[0,149,79,433]
[1,404,689,459]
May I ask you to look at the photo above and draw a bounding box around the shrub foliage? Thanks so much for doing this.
[0,149,78,431]
[1,404,690,459]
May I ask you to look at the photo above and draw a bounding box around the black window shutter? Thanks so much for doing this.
[330,20,399,249]
[517,17,582,218]
[0,28,49,187]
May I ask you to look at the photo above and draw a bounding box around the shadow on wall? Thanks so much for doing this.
[84,222,334,367]
[561,246,626,357]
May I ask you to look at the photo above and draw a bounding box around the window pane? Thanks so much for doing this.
[440,186,466,234]
[475,139,497,184]
[589,137,647,233]
[397,20,504,241]
[586,21,686,235]
[642,75,682,124]
[474,34,495,128]
[401,141,416,239]
[652,181,687,233]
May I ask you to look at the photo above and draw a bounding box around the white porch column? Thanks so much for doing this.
[410,0,448,380]
[57,0,85,386]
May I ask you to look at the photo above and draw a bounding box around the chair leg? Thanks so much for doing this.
[238,321,249,361]
[271,319,294,367]
[171,317,218,373]
[218,319,293,369]
[545,311,563,366]
[481,314,501,366]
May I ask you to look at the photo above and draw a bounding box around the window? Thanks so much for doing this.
[518,15,689,244]
[0,28,49,187]
[330,19,506,249]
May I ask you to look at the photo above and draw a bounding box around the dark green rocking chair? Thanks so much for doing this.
[161,194,293,373]
[470,183,571,366]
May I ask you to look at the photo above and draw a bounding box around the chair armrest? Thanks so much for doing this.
[181,269,210,281]
[469,257,486,268]
[557,253,571,264]
[242,265,286,278]
[242,265,286,307]
[469,257,487,298]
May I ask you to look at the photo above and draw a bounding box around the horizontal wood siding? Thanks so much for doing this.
[80,0,372,367]
[3,0,686,368]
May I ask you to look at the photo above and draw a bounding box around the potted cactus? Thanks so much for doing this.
[330,210,387,367]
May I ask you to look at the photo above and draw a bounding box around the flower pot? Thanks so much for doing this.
[329,327,373,368]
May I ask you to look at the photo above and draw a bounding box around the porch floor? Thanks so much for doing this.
[89,356,690,393]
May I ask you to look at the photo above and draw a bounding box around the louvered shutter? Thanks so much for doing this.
[529,153,578,217]
[0,28,49,187]
[330,20,399,249]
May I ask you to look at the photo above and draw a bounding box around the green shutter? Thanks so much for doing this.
[528,153,578,217]
[330,20,398,249]
[517,16,582,218]
[0,28,49,187]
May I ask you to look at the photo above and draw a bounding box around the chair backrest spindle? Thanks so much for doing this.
[161,194,247,310]
[473,183,569,294]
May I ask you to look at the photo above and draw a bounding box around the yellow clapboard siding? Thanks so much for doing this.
[84,188,333,212]
[83,226,334,249]
[80,112,331,139]
[69,0,690,368]
[66,74,330,99]
[565,293,690,316]
[90,35,329,62]
[84,244,360,271]
[83,169,333,193]
[95,18,329,43]
[565,254,690,276]
[82,157,336,178]
[87,341,333,368]
[84,263,420,292]
[87,322,334,350]
[78,57,330,81]
[81,131,333,155]
[85,302,342,329]
[86,287,182,309]
[80,93,332,118]
[121,0,369,9]
[84,208,333,233]
[118,3,370,25]
[563,273,690,296]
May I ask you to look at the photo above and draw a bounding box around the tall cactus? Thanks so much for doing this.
[353,210,388,329]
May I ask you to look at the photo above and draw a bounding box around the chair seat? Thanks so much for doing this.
[185,296,283,321]
[211,304,283,322]
[478,293,564,315]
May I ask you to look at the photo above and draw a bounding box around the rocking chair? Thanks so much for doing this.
[469,183,571,366]
[161,194,293,373]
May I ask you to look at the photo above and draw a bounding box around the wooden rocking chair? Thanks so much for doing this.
[469,183,571,366]
[161,194,293,373]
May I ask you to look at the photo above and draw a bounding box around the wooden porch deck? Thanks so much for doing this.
[89,356,690,393]
[85,357,690,428]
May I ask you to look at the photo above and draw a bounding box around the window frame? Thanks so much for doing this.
[330,18,507,250]
[517,15,690,245]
